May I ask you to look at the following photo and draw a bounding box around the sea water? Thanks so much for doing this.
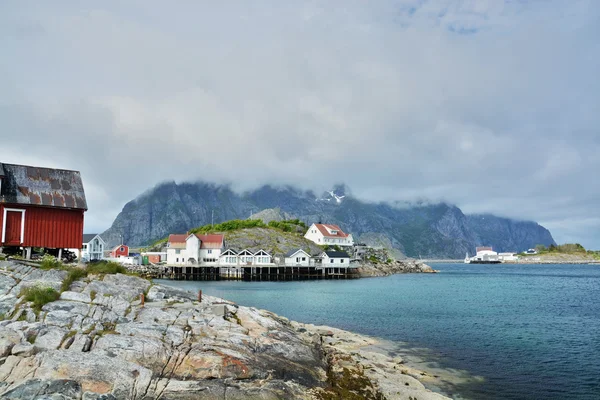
[156,263,600,399]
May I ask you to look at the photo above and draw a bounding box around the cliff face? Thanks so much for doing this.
[101,181,556,258]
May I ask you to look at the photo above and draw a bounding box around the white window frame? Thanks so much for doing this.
[2,208,26,244]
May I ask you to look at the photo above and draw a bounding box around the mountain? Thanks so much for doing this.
[101,181,556,258]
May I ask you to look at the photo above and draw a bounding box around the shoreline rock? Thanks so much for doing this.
[0,260,451,399]
[358,260,439,277]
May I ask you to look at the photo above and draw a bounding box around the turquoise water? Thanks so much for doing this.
[156,263,600,399]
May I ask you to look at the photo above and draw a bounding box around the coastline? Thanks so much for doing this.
[0,260,456,399]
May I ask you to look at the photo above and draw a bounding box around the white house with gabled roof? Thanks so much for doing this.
[284,249,313,266]
[304,223,353,247]
[69,233,105,261]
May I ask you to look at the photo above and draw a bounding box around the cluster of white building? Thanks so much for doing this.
[70,223,357,267]
[465,246,519,264]
[163,223,355,267]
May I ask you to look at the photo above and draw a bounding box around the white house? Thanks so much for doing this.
[219,248,239,265]
[253,249,273,265]
[70,234,105,261]
[304,223,354,247]
[321,250,351,267]
[166,233,225,265]
[237,249,255,265]
[284,249,313,266]
[197,234,224,264]
[166,234,188,265]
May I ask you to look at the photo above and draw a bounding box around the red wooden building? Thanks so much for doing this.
[110,244,129,258]
[0,162,87,258]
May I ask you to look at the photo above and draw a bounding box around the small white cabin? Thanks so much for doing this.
[284,249,312,266]
[321,251,351,267]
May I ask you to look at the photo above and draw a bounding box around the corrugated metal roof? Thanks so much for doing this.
[0,162,87,210]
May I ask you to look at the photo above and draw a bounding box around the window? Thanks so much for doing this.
[82,244,87,250]
[176,249,181,254]
[120,247,124,252]
[302,257,306,261]
[208,249,212,254]
[341,259,344,263]
[296,257,300,262]
[176,258,179,262]
[330,259,334,263]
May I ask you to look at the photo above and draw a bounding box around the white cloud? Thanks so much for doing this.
[1,0,599,248]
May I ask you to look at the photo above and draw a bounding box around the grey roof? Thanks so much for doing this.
[285,249,309,257]
[82,234,103,243]
[324,251,350,258]
[0,163,87,210]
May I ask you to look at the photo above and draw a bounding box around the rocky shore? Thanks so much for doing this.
[0,260,450,399]
[357,260,438,277]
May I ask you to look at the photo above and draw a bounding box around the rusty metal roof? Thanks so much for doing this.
[0,162,88,211]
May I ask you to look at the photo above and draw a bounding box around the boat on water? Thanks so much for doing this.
[464,247,502,264]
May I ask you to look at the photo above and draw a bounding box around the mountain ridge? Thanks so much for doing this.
[101,181,556,258]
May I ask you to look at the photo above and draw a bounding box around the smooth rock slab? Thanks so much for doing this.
[11,343,35,357]
[0,330,20,357]
[0,378,82,400]
[34,327,68,351]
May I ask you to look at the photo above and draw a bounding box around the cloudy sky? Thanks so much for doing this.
[1,1,599,248]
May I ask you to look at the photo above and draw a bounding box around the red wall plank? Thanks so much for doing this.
[1,204,84,249]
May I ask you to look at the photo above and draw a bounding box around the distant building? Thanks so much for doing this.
[110,244,129,258]
[284,249,313,266]
[70,234,105,261]
[165,233,225,265]
[197,234,225,264]
[0,162,87,259]
[141,252,166,264]
[321,250,351,266]
[304,223,354,247]
[465,246,500,263]
[165,234,188,264]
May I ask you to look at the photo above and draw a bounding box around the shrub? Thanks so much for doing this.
[20,286,60,312]
[61,268,88,292]
[87,261,127,275]
[40,254,62,270]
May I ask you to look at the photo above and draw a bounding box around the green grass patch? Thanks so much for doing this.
[40,254,63,270]
[20,286,60,312]
[87,261,127,275]
[61,267,88,292]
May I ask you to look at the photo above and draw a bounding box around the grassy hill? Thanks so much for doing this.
[519,243,600,262]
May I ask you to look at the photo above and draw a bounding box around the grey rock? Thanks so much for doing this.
[11,342,34,357]
[147,284,197,302]
[0,330,20,357]
[0,378,82,400]
[34,327,68,351]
